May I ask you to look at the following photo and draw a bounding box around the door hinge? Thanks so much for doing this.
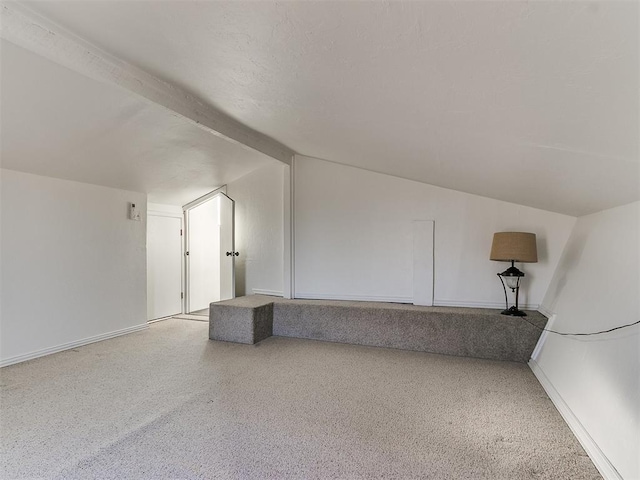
[180,229,183,236]
[181,292,184,299]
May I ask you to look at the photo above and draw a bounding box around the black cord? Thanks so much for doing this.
[521,317,640,336]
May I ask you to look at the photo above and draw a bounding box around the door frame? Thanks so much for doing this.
[147,206,185,318]
[183,188,235,313]
[183,185,227,211]
[217,192,236,300]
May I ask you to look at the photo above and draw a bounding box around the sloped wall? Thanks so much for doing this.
[534,201,639,480]
[294,155,576,307]
[0,169,147,365]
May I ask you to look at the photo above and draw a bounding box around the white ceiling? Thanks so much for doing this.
[10,1,640,215]
[0,39,277,206]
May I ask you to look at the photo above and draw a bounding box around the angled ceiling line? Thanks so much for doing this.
[0,1,296,165]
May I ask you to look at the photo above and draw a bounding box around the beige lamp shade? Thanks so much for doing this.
[490,232,538,263]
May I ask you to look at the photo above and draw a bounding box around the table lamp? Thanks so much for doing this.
[490,232,538,316]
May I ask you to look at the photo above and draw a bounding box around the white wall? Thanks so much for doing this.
[533,201,639,480]
[0,169,147,366]
[148,203,183,216]
[294,156,576,307]
[227,163,284,296]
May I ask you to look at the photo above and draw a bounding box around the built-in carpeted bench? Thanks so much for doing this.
[209,295,548,363]
[209,295,274,344]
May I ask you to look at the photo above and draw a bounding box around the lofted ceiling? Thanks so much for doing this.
[0,39,277,206]
[7,1,640,216]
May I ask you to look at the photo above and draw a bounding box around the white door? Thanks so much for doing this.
[185,193,236,312]
[187,198,220,313]
[219,194,235,301]
[147,215,183,320]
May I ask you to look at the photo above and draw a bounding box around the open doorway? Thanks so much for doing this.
[146,190,236,322]
[184,191,236,317]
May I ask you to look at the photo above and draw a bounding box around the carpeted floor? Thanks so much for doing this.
[0,319,600,479]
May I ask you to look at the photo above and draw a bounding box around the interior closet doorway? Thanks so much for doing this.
[184,191,236,314]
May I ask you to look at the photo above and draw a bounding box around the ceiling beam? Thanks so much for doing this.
[0,2,295,165]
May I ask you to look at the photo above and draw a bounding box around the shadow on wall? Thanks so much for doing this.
[235,260,246,297]
[537,235,549,264]
[520,235,547,307]
[543,230,589,311]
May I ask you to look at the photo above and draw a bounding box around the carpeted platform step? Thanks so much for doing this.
[210,296,548,363]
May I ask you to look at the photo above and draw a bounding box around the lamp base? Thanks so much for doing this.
[501,306,527,317]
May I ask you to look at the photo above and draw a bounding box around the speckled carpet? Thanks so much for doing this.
[1,319,600,479]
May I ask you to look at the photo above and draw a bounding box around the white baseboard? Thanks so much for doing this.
[291,294,540,309]
[530,312,556,361]
[0,323,148,368]
[538,304,554,318]
[252,289,284,297]
[294,292,414,304]
[529,359,622,480]
[172,314,208,322]
[147,315,175,324]
[433,299,540,310]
